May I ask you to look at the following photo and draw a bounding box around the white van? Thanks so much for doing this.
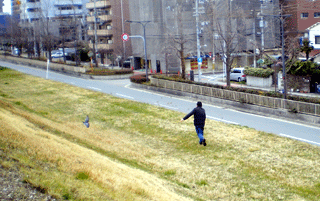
[230,67,246,82]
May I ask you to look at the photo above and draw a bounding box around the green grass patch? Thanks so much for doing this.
[1,68,320,200]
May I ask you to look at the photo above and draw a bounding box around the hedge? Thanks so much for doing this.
[244,67,274,78]
[86,69,133,75]
[130,74,147,83]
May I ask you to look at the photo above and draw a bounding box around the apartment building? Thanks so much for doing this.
[86,0,131,64]
[127,0,281,73]
[0,0,4,13]
[11,0,88,37]
[282,0,320,35]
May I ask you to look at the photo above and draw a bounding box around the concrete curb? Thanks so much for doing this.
[80,73,133,80]
[131,83,320,127]
[1,55,133,80]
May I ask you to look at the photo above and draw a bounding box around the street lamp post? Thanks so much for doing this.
[126,20,151,80]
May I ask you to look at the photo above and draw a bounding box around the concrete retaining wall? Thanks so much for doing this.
[150,77,320,117]
[247,75,272,88]
[0,55,88,74]
[133,82,320,125]
[0,55,132,80]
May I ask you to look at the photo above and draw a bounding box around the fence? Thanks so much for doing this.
[150,78,320,117]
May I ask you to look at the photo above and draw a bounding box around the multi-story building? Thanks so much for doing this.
[54,0,89,42]
[0,13,11,47]
[86,0,131,65]
[127,0,281,73]
[0,0,4,13]
[282,0,320,36]
[11,0,88,39]
[282,0,320,57]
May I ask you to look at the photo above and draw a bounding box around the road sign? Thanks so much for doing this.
[121,33,129,42]
[198,57,202,64]
[88,51,94,58]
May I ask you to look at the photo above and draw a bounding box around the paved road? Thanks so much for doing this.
[1,60,320,147]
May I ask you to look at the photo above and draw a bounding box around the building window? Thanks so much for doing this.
[301,13,309,18]
[314,12,320,18]
[27,8,40,12]
[315,36,320,45]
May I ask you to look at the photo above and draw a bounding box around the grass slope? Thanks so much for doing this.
[1,67,320,200]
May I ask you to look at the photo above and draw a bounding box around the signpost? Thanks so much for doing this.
[88,51,94,72]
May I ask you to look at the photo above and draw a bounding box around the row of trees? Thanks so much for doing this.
[158,0,273,86]
[163,0,318,88]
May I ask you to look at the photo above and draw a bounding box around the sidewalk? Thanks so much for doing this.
[202,77,320,99]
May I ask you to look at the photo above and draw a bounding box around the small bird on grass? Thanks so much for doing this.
[83,115,89,128]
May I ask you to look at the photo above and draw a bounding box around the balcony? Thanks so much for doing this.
[89,43,114,50]
[87,29,113,36]
[87,15,112,23]
[86,0,111,9]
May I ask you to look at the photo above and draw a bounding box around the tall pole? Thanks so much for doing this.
[264,14,290,100]
[281,17,287,99]
[120,0,126,66]
[260,0,265,52]
[93,0,98,67]
[126,20,150,80]
[253,9,257,68]
[143,24,148,80]
[196,0,201,81]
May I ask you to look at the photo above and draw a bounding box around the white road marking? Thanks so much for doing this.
[116,93,135,100]
[158,104,178,110]
[207,115,239,125]
[88,86,102,91]
[125,84,320,131]
[280,133,320,146]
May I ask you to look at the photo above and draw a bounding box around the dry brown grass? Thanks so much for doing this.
[1,68,320,200]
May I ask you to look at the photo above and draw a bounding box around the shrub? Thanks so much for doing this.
[86,69,133,75]
[287,61,320,76]
[244,67,274,78]
[130,74,148,83]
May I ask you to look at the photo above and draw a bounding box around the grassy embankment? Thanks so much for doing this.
[0,67,320,200]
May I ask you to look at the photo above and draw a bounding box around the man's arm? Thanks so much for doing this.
[181,109,195,122]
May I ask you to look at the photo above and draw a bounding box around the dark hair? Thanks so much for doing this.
[197,101,202,107]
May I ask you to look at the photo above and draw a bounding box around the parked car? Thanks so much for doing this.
[51,51,68,58]
[230,67,246,82]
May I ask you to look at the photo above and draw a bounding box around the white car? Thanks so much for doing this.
[51,51,67,58]
[230,67,246,82]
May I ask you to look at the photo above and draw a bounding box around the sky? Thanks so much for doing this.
[3,0,11,14]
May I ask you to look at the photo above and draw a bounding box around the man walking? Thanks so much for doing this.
[181,101,206,146]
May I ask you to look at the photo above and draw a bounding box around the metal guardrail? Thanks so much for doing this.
[151,78,320,116]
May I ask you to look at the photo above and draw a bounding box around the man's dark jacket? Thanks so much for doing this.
[183,106,206,127]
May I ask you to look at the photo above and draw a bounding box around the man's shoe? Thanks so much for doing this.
[199,141,203,145]
[203,139,206,146]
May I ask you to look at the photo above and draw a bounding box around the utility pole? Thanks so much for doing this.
[260,0,265,52]
[195,0,201,82]
[93,0,98,67]
[253,8,257,68]
[120,0,126,67]
[264,13,291,99]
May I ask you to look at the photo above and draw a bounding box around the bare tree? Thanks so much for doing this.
[212,0,247,87]
[39,0,58,61]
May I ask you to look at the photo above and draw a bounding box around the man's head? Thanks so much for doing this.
[197,101,202,107]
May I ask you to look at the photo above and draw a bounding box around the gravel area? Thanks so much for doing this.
[0,150,59,200]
